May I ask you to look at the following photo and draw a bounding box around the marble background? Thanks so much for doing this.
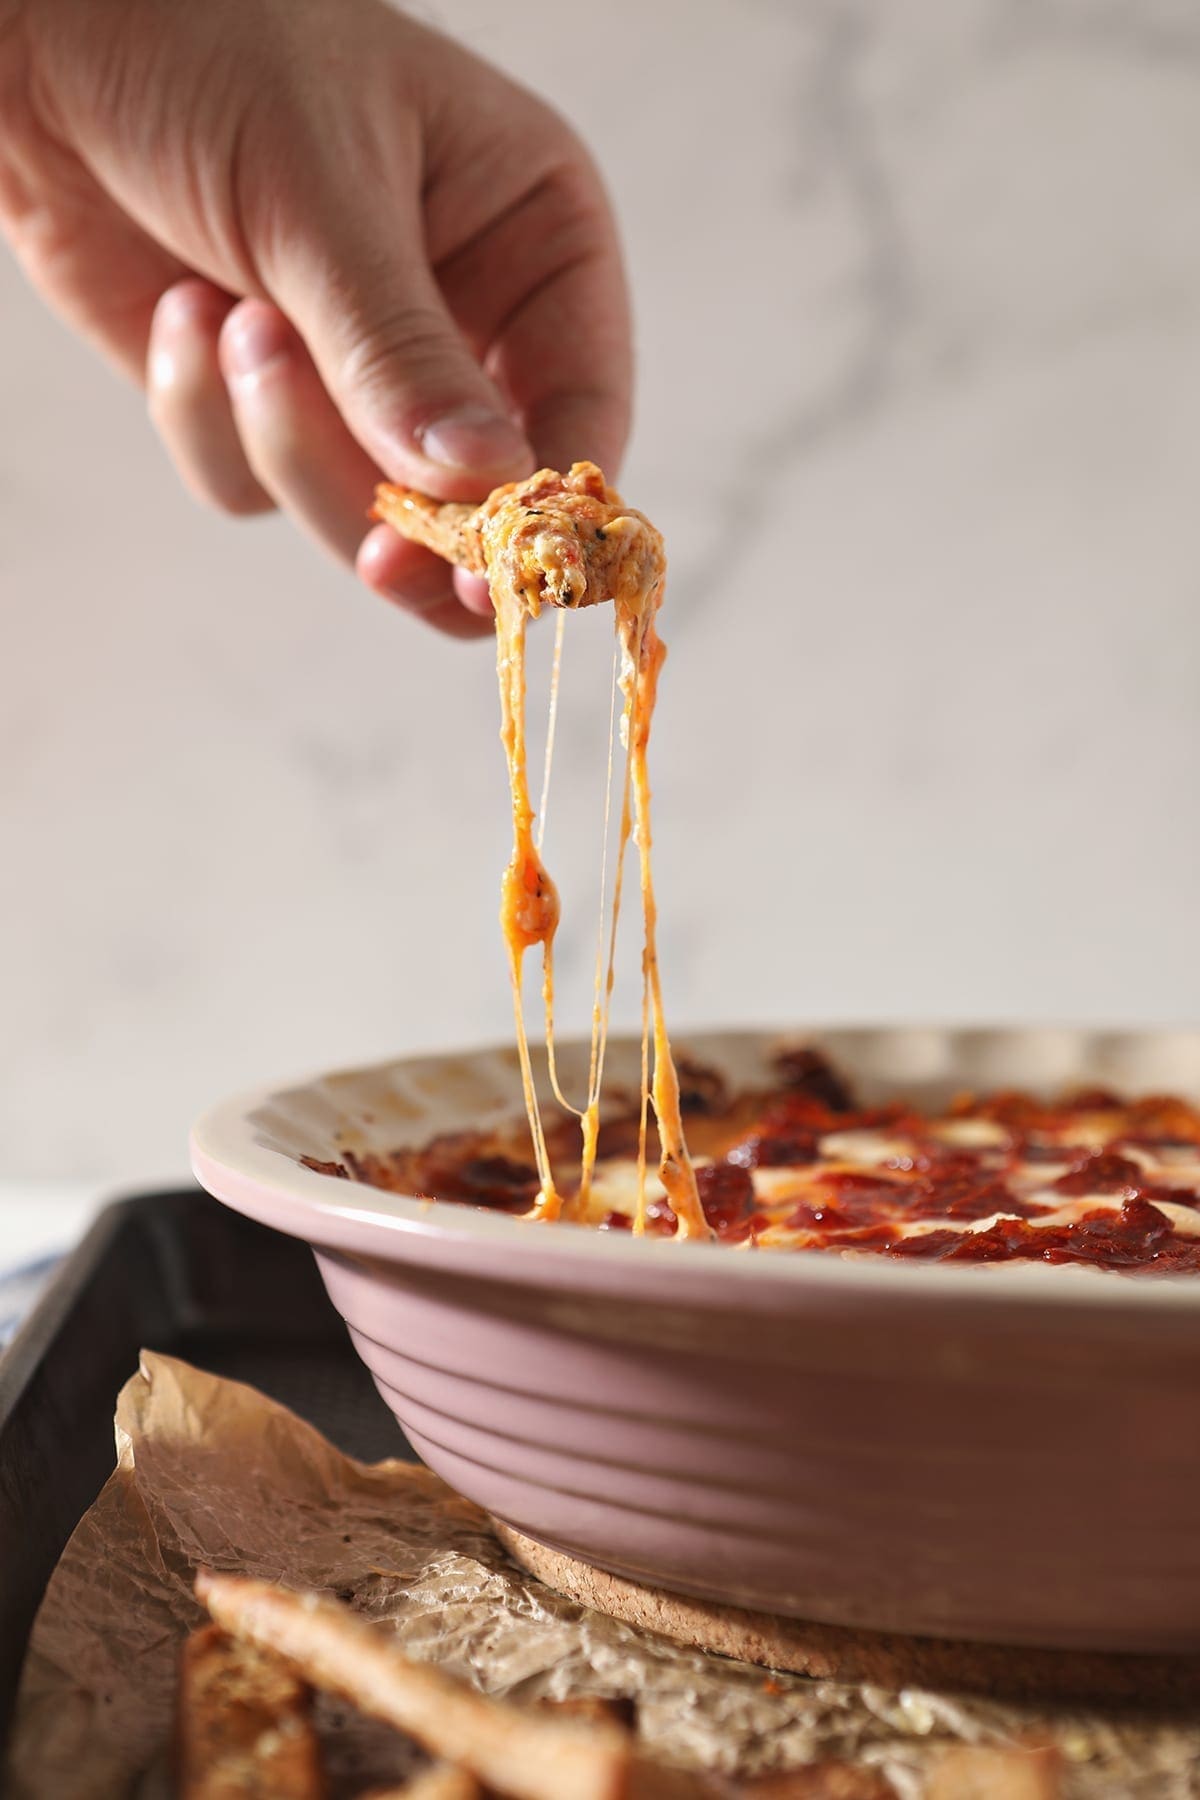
[2,0,1200,1184]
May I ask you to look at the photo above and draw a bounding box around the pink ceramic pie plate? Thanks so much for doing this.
[190,1025,1200,1655]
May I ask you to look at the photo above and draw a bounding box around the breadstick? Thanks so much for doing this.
[177,1623,324,1799]
[925,1746,1061,1800]
[370,486,485,573]
[736,1767,894,1798]
[196,1572,634,1800]
[372,462,663,614]
[362,1767,483,1800]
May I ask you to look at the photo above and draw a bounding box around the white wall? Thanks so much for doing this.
[3,0,1200,1182]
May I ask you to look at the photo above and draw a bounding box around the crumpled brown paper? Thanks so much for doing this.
[6,1353,1200,1800]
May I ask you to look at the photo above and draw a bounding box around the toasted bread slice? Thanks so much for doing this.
[926,1746,1060,1800]
[177,1622,323,1799]
[362,1767,483,1800]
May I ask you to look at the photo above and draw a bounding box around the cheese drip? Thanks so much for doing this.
[481,463,707,1238]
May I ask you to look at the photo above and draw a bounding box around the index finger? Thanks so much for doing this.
[434,158,632,478]
[490,244,633,478]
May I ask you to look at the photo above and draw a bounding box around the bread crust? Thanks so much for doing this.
[177,1623,324,1799]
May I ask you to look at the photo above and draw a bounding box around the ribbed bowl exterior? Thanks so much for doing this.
[313,1240,1200,1653]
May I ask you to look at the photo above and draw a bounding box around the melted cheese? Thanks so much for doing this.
[575,1118,1200,1257]
[478,463,708,1239]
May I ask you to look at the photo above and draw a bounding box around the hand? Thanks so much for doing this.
[0,0,631,636]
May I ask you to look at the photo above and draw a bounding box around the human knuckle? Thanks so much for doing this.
[339,303,456,396]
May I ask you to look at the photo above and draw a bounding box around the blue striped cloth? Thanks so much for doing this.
[0,1184,106,1350]
[0,1253,61,1348]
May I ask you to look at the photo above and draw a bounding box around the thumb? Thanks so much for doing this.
[268,203,535,503]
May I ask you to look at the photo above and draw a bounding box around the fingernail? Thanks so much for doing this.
[418,404,530,474]
[221,305,293,383]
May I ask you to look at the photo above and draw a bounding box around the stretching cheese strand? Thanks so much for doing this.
[374,463,707,1238]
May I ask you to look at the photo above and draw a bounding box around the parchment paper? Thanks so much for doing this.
[6,1353,1199,1800]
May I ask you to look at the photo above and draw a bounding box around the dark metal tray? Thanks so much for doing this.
[0,1187,411,1751]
